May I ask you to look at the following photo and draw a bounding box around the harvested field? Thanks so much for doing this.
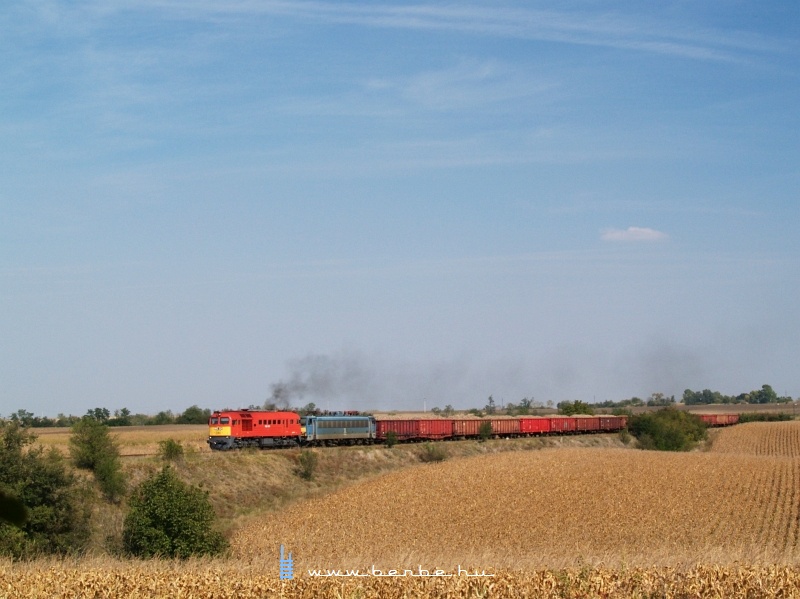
[2,559,800,598]
[7,421,800,597]
[32,425,209,456]
[710,420,800,458]
[232,445,800,569]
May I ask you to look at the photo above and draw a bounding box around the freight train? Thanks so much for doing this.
[206,409,739,450]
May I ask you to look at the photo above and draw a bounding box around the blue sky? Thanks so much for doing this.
[2,1,799,416]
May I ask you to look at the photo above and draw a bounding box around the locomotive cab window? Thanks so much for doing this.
[220,417,230,425]
[211,417,219,425]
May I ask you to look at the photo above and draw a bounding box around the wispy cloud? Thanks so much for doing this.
[366,60,555,111]
[34,0,793,63]
[601,227,669,242]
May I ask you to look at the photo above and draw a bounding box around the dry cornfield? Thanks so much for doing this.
[710,421,800,458]
[5,420,800,597]
[231,446,800,570]
[3,559,800,598]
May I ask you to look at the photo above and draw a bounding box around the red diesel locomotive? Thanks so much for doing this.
[208,410,302,450]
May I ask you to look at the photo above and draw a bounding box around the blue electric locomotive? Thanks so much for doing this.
[302,414,376,445]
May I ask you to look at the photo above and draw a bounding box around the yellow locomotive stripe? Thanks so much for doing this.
[209,426,231,437]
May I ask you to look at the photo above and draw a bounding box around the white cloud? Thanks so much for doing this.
[601,226,669,242]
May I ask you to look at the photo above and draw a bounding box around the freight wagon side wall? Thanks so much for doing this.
[376,420,420,440]
[418,420,455,439]
[575,417,600,432]
[549,417,577,432]
[453,419,481,437]
[490,419,521,435]
[519,418,551,434]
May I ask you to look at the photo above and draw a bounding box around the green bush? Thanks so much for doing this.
[158,438,184,462]
[478,421,493,442]
[628,408,707,451]
[122,466,227,559]
[0,422,90,558]
[0,491,26,527]
[557,400,595,416]
[737,412,794,423]
[385,430,398,448]
[69,416,125,502]
[418,442,447,463]
[297,449,318,480]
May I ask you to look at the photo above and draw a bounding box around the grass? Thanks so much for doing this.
[5,422,800,596]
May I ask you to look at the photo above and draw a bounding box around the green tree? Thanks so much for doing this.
[628,408,707,451]
[750,384,779,404]
[87,407,111,422]
[123,466,227,559]
[108,408,132,427]
[298,402,317,415]
[70,417,125,502]
[0,422,90,558]
[516,397,533,415]
[646,393,675,407]
[150,410,175,425]
[557,400,595,416]
[176,405,211,425]
[10,409,35,427]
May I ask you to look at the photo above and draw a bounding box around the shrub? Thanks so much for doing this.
[628,408,707,451]
[419,443,447,463]
[737,412,794,423]
[385,431,398,448]
[175,405,211,425]
[70,416,125,502]
[478,421,493,442]
[0,422,90,558]
[0,491,26,527]
[558,400,595,416]
[158,438,184,462]
[123,466,227,559]
[297,450,318,480]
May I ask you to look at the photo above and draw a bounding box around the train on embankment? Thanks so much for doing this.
[206,409,739,450]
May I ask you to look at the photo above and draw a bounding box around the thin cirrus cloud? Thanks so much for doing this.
[86,1,789,63]
[601,227,669,242]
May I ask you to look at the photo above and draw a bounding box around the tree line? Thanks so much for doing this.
[3,405,213,428]
[682,384,791,405]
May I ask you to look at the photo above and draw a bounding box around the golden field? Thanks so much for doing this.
[4,420,800,597]
[232,444,800,569]
[3,559,800,598]
[33,425,210,457]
